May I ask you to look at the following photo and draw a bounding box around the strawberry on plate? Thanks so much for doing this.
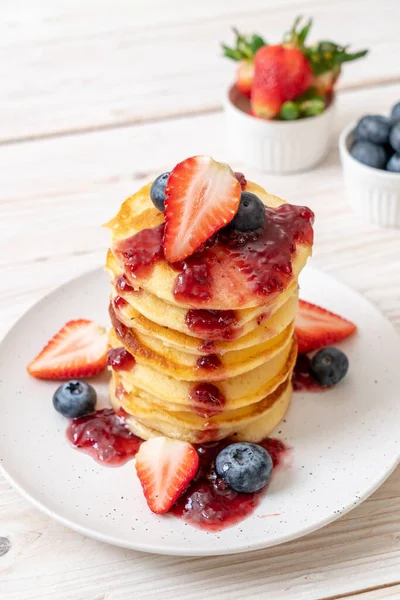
[164,156,241,263]
[295,300,357,355]
[27,319,108,380]
[135,437,199,514]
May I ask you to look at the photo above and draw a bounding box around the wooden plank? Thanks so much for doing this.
[0,468,399,600]
[332,585,400,600]
[2,0,400,141]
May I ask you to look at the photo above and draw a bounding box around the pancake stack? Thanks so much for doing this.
[105,172,313,444]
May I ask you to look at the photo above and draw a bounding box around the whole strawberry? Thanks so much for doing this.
[221,29,267,98]
[251,44,313,118]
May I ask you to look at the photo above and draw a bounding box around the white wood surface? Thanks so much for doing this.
[1,1,399,599]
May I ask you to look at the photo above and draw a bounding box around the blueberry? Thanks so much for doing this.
[310,347,349,387]
[231,192,265,232]
[350,141,387,170]
[387,153,400,173]
[354,115,390,145]
[389,122,400,153]
[215,442,273,493]
[150,172,170,211]
[391,101,400,122]
[53,380,97,418]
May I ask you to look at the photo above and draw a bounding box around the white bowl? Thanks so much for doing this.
[339,121,400,228]
[224,85,336,174]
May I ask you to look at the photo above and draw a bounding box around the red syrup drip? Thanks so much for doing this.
[234,171,247,190]
[112,205,313,306]
[292,354,329,392]
[66,409,143,466]
[196,354,222,370]
[186,309,237,340]
[171,437,288,531]
[107,347,136,372]
[115,275,134,294]
[190,383,226,418]
[113,223,165,280]
[199,339,215,353]
[114,295,128,310]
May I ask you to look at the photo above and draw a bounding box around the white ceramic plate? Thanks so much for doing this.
[0,267,399,556]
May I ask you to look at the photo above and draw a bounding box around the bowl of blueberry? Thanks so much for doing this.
[339,101,400,228]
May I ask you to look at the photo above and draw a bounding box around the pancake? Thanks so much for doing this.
[105,181,313,310]
[110,303,295,381]
[105,167,313,444]
[110,374,293,444]
[106,249,299,341]
[109,329,297,411]
[111,286,298,355]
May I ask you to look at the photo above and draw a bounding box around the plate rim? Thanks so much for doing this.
[0,265,399,556]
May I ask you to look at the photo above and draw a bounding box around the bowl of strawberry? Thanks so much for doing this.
[222,18,367,174]
[339,103,400,228]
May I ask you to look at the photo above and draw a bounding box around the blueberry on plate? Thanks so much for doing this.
[350,141,387,170]
[150,172,170,211]
[215,442,273,493]
[231,192,265,232]
[391,101,400,122]
[387,153,400,173]
[53,380,97,418]
[389,122,400,154]
[354,115,390,145]
[310,347,349,387]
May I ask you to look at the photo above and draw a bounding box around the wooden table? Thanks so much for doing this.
[1,1,399,598]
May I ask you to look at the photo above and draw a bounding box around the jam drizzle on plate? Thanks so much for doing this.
[292,354,329,392]
[171,437,288,531]
[66,408,142,466]
[67,409,288,530]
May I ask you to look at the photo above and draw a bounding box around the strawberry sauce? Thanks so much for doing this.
[113,295,128,310]
[196,354,222,370]
[107,347,136,371]
[67,406,288,530]
[292,354,328,392]
[171,437,288,531]
[186,309,238,340]
[113,223,165,280]
[189,383,226,418]
[66,409,142,466]
[115,275,135,294]
[112,204,314,306]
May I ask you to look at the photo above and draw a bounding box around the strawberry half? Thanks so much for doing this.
[135,437,199,514]
[27,319,108,380]
[295,300,357,355]
[164,156,241,263]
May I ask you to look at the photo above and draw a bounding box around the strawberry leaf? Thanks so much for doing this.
[306,41,368,75]
[221,28,267,61]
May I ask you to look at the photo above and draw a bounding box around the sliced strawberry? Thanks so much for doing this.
[295,300,357,355]
[164,156,241,263]
[27,319,108,380]
[135,437,199,514]
[234,171,247,190]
